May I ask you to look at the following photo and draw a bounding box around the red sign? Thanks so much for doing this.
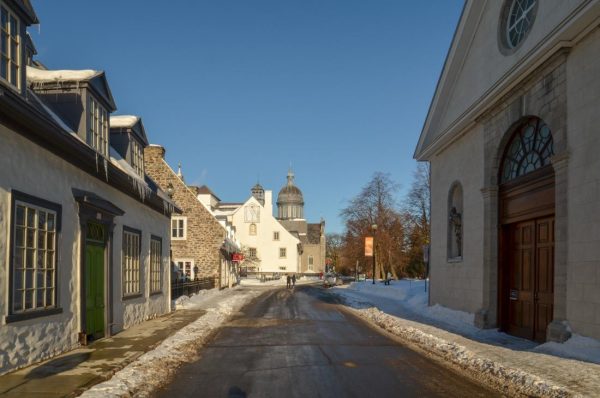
[232,253,244,262]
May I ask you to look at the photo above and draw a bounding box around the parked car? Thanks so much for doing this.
[323,273,343,287]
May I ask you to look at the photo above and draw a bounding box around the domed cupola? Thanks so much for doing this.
[277,169,304,220]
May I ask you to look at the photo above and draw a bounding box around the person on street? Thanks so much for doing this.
[385,271,392,285]
[292,274,296,287]
[286,274,291,288]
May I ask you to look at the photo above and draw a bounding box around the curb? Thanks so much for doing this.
[350,306,576,398]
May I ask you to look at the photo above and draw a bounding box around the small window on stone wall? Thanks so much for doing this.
[448,182,463,261]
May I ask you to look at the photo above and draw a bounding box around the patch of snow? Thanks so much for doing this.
[108,147,152,201]
[26,66,100,82]
[534,334,600,365]
[79,286,264,398]
[110,115,139,128]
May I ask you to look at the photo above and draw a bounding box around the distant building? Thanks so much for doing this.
[415,0,600,343]
[144,146,238,288]
[0,0,177,375]
[276,170,326,276]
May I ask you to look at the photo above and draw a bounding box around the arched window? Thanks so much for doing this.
[500,117,554,183]
[448,182,463,260]
[249,223,257,236]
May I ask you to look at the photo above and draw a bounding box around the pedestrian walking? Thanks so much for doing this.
[292,274,296,287]
[286,274,291,288]
[386,271,392,285]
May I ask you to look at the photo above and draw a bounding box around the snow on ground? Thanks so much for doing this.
[239,277,317,287]
[331,279,600,397]
[80,286,264,398]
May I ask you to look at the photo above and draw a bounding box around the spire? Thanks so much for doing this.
[177,162,184,182]
[287,167,294,186]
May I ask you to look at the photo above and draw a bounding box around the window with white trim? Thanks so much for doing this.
[279,247,286,258]
[131,138,144,177]
[171,217,186,240]
[248,248,257,258]
[308,255,314,271]
[122,228,141,296]
[150,236,162,293]
[87,96,109,157]
[249,223,257,235]
[273,231,279,241]
[0,4,20,88]
[11,198,59,314]
[175,259,194,280]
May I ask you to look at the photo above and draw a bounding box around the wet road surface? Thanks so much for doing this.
[153,285,499,398]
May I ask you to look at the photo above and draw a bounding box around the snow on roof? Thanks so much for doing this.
[26,65,102,83]
[110,115,140,128]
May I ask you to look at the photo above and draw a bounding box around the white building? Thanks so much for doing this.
[0,2,177,375]
[232,191,300,274]
[415,0,600,343]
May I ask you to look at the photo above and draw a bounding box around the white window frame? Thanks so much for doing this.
[171,216,187,240]
[249,223,257,236]
[279,247,287,258]
[308,255,314,271]
[273,231,279,241]
[11,198,59,315]
[248,248,257,258]
[131,138,144,177]
[150,236,162,294]
[122,228,141,297]
[174,259,195,280]
[0,4,20,89]
[87,95,109,157]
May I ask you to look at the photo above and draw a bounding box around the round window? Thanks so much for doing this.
[505,0,537,49]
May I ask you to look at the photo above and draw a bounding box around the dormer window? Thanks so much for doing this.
[88,95,108,157]
[1,4,20,88]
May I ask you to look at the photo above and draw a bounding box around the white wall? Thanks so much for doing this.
[0,126,171,375]
[232,192,299,273]
[429,123,485,314]
[565,27,600,339]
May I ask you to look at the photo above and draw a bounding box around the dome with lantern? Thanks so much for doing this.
[277,169,304,220]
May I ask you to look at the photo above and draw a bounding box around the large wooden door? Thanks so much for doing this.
[85,243,105,340]
[506,217,554,342]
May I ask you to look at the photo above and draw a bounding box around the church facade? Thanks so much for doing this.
[415,0,600,342]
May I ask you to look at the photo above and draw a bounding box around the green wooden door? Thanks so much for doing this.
[85,243,105,339]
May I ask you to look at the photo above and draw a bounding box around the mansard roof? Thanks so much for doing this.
[1,86,178,216]
[27,66,117,112]
[110,115,149,146]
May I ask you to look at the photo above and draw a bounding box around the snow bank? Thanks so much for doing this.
[27,66,100,82]
[353,307,571,398]
[79,287,263,398]
[534,334,600,365]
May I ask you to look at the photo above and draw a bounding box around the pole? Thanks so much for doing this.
[356,259,359,282]
[372,236,376,285]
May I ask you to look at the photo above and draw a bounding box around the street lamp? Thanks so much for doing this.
[371,223,377,284]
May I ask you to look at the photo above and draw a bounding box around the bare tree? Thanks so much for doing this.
[403,162,431,278]
[326,232,344,272]
[340,172,406,280]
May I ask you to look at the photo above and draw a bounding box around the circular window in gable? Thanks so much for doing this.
[499,0,538,53]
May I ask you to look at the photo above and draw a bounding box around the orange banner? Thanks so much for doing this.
[365,237,373,257]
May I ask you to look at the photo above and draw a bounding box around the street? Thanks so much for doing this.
[153,285,498,397]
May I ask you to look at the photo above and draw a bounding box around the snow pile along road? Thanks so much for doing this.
[79,287,263,398]
[352,307,572,398]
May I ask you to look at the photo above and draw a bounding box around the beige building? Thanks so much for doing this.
[415,0,600,343]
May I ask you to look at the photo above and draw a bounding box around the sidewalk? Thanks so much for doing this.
[0,308,205,398]
[332,281,600,398]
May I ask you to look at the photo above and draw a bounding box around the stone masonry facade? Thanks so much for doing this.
[144,145,226,280]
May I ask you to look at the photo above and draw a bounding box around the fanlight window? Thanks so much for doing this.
[500,117,553,183]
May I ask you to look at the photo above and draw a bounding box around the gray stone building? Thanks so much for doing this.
[415,0,600,343]
[274,170,326,276]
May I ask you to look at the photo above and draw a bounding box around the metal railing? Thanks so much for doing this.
[171,277,216,300]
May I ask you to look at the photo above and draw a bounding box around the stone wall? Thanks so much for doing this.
[144,145,225,280]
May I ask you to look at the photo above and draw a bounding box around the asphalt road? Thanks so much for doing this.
[153,285,499,398]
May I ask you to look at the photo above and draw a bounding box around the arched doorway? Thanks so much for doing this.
[498,117,555,342]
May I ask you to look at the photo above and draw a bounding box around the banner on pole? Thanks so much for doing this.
[365,237,373,257]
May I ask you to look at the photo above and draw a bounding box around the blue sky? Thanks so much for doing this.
[30,0,463,233]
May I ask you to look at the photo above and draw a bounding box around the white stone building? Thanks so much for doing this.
[0,1,176,375]
[415,0,600,342]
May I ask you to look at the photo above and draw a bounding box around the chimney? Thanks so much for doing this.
[264,190,273,214]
